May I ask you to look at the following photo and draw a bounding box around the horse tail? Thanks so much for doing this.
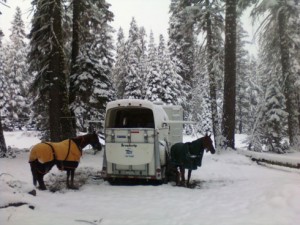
[30,161,38,186]
[28,145,36,186]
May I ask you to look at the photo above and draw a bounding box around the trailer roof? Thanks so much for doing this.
[106,99,169,129]
[106,99,155,110]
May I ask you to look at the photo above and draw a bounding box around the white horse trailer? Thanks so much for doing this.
[101,99,183,183]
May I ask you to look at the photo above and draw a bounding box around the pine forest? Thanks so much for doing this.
[0,0,300,157]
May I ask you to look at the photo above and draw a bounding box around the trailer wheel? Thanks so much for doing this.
[162,166,169,184]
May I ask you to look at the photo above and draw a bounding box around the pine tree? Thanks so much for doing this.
[158,34,183,105]
[69,0,82,129]
[3,7,31,130]
[145,31,163,102]
[124,18,143,99]
[236,20,251,134]
[262,81,288,153]
[251,0,300,149]
[69,0,115,131]
[168,0,195,86]
[0,30,7,157]
[112,28,128,98]
[179,0,224,145]
[222,0,237,149]
[138,27,148,97]
[247,58,261,131]
[190,48,212,134]
[28,0,74,141]
[168,0,195,122]
[248,48,288,153]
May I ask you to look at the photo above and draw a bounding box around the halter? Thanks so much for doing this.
[78,136,85,150]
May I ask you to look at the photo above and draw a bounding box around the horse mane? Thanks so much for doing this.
[70,135,86,149]
[71,133,100,150]
[189,137,205,155]
[71,133,93,141]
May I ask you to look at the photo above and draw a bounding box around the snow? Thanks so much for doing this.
[4,131,40,149]
[238,149,300,169]
[1,132,300,225]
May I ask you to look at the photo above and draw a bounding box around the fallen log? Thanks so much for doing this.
[237,149,300,169]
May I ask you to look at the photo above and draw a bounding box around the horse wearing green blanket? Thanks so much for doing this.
[170,134,215,186]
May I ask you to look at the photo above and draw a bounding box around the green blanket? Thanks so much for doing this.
[170,138,204,170]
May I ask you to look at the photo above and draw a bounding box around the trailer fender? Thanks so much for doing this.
[159,140,167,166]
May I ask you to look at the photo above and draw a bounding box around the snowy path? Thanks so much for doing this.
[1,149,300,225]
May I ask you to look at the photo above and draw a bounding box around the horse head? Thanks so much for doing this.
[203,133,216,154]
[88,132,102,151]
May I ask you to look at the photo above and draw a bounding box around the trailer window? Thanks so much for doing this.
[106,108,154,128]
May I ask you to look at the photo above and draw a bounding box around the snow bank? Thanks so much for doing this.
[238,149,300,169]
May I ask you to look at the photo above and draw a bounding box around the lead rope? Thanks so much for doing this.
[78,136,85,155]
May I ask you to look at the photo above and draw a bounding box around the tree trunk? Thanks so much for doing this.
[278,10,300,148]
[69,0,82,106]
[68,0,82,132]
[222,0,237,149]
[0,115,7,157]
[49,0,75,141]
[205,0,221,150]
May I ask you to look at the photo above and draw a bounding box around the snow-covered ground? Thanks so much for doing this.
[1,131,300,225]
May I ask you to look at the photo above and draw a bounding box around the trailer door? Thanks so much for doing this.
[105,107,156,176]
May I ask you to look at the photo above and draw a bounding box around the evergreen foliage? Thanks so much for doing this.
[0,29,7,156]
[236,21,251,134]
[250,0,300,149]
[145,31,163,102]
[2,7,31,130]
[158,34,183,105]
[28,0,75,141]
[123,18,144,99]
[168,0,195,123]
[1,0,300,154]
[112,28,128,98]
[69,0,115,132]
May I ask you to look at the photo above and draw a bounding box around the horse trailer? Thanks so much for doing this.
[101,99,183,183]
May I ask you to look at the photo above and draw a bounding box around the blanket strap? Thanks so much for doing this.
[63,139,72,162]
[187,143,200,159]
[43,142,56,160]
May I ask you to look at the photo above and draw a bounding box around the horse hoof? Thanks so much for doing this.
[38,186,47,191]
[176,182,186,187]
[67,185,78,190]
[180,181,187,187]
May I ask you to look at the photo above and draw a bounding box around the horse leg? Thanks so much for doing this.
[32,161,47,190]
[175,167,180,185]
[66,169,77,189]
[187,169,192,187]
[70,169,75,188]
[36,172,46,190]
[30,162,37,186]
[66,170,71,188]
[179,167,186,186]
